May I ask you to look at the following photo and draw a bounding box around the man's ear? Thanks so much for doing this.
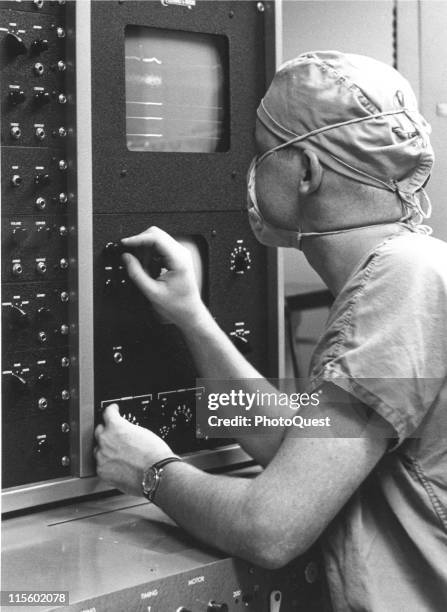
[299,149,322,195]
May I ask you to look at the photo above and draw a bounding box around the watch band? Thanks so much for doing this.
[153,456,182,471]
[142,456,182,503]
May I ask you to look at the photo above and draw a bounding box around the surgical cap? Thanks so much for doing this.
[257,51,434,200]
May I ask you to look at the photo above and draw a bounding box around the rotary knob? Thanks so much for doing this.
[171,404,193,431]
[230,245,252,274]
[5,32,27,56]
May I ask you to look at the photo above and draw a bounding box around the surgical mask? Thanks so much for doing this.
[247,154,404,251]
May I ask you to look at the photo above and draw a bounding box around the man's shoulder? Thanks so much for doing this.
[372,232,447,284]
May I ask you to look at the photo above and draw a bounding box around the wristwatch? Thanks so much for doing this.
[141,456,182,503]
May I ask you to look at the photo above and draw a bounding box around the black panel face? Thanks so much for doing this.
[1,2,74,488]
[91,0,267,214]
[94,211,269,452]
[91,1,274,457]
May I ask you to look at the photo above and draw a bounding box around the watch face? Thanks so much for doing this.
[143,467,157,495]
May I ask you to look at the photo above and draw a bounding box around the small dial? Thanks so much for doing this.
[159,425,170,440]
[123,412,139,426]
[171,404,193,430]
[230,244,252,274]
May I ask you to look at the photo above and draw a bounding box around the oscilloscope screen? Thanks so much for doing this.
[125,26,230,153]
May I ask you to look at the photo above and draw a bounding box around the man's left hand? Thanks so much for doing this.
[94,404,174,497]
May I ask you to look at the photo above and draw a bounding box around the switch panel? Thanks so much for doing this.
[1,0,76,489]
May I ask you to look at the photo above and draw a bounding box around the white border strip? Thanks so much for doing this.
[76,0,95,477]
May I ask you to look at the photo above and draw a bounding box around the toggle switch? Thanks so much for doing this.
[10,226,28,245]
[8,372,28,394]
[8,304,29,328]
[34,172,51,186]
[5,32,27,56]
[36,306,52,321]
[35,196,47,210]
[33,89,51,106]
[8,89,26,105]
[37,373,52,388]
[31,38,49,54]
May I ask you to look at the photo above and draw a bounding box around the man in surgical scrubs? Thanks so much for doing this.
[95,52,447,611]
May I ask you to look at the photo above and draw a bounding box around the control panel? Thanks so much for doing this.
[1,0,280,510]
[1,0,76,490]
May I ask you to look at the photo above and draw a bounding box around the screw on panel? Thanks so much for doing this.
[257,2,265,12]
[228,9,234,18]
[61,456,70,467]
[61,422,70,433]
[61,356,70,367]
[36,261,47,274]
[35,126,46,140]
[10,125,21,139]
[12,262,23,276]
[11,174,22,187]
[211,230,217,238]
[61,389,70,400]
[120,168,127,177]
[34,62,44,76]
[60,291,69,302]
[38,397,48,410]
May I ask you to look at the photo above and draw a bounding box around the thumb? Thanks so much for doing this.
[122,252,160,299]
[103,403,121,425]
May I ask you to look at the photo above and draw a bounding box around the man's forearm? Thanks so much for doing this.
[180,307,287,466]
[154,460,265,564]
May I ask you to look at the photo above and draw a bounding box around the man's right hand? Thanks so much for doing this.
[121,226,208,330]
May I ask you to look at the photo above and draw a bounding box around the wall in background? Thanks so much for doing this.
[279,0,395,376]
